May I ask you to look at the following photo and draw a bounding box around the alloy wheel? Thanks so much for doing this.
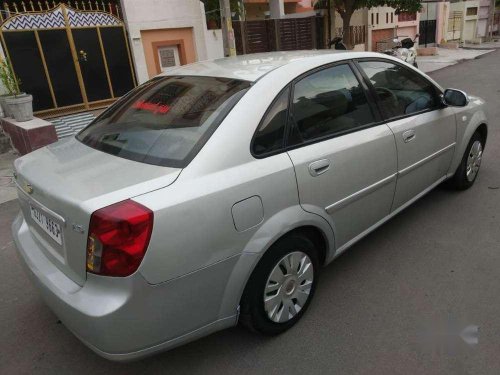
[263,251,314,323]
[466,140,483,182]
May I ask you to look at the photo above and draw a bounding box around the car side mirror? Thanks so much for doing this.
[442,88,469,107]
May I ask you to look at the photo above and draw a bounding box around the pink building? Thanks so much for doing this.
[368,6,419,51]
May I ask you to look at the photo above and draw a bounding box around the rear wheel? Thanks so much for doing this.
[448,131,484,190]
[240,234,319,335]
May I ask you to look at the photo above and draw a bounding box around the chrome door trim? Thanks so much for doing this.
[325,173,397,214]
[398,143,456,177]
[332,174,448,260]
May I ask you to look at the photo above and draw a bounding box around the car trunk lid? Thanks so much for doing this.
[14,137,181,286]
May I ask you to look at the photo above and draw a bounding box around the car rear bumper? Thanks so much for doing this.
[12,212,238,361]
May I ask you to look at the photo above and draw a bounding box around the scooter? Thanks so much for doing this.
[383,34,419,68]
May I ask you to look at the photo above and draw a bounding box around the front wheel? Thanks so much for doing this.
[239,234,319,335]
[447,131,484,190]
[413,61,418,68]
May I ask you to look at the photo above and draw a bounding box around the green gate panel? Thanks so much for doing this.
[3,31,53,111]
[38,29,83,107]
[100,27,135,97]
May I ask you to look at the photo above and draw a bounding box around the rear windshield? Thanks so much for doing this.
[77,76,251,167]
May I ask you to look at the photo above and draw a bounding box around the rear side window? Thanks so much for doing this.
[77,76,250,168]
[290,64,375,143]
[358,60,440,118]
[252,86,290,156]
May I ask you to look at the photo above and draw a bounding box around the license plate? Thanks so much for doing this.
[30,205,63,245]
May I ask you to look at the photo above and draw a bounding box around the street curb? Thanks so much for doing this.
[426,49,495,75]
[461,46,500,50]
[472,50,496,58]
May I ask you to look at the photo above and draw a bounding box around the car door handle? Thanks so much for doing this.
[309,159,330,177]
[402,129,416,143]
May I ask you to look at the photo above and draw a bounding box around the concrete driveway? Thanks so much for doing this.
[1,50,499,375]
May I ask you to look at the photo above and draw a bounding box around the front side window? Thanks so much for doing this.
[290,64,375,143]
[252,86,289,156]
[77,76,250,167]
[358,60,440,119]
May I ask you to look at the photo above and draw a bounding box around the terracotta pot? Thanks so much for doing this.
[207,19,218,29]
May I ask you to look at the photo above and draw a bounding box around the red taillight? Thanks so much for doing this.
[86,200,153,277]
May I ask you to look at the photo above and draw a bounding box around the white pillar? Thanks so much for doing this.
[269,0,285,19]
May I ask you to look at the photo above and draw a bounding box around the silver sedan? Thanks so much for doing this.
[12,51,487,360]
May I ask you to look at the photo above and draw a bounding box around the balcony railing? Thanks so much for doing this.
[0,1,123,22]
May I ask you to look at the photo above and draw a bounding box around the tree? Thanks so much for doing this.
[315,0,422,47]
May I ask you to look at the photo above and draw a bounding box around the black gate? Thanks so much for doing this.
[419,20,437,45]
[0,3,136,117]
[233,16,324,55]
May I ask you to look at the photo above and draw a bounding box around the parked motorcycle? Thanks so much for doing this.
[382,34,419,68]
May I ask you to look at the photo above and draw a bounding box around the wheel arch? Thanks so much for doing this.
[448,108,488,177]
[216,205,335,319]
[476,123,488,148]
[284,225,328,265]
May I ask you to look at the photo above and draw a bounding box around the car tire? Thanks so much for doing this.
[239,234,319,335]
[447,131,484,190]
[413,61,418,68]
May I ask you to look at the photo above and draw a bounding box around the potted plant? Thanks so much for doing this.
[0,57,16,118]
[206,12,219,30]
[0,57,33,122]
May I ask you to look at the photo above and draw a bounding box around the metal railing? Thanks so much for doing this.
[0,1,122,21]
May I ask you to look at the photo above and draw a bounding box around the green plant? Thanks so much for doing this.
[0,57,21,97]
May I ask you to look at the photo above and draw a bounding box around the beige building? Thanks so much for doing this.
[477,0,496,39]
[448,0,480,42]
[366,7,419,51]
[121,0,224,83]
[330,5,420,52]
[420,1,451,45]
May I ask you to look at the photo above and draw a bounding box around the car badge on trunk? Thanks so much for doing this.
[72,224,85,234]
[24,183,33,194]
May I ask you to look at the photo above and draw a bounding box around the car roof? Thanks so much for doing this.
[158,50,389,82]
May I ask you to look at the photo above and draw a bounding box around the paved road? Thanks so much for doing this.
[1,50,500,375]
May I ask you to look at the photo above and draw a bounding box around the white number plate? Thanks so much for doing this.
[30,205,63,245]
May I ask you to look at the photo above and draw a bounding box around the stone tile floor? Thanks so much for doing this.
[0,150,17,205]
